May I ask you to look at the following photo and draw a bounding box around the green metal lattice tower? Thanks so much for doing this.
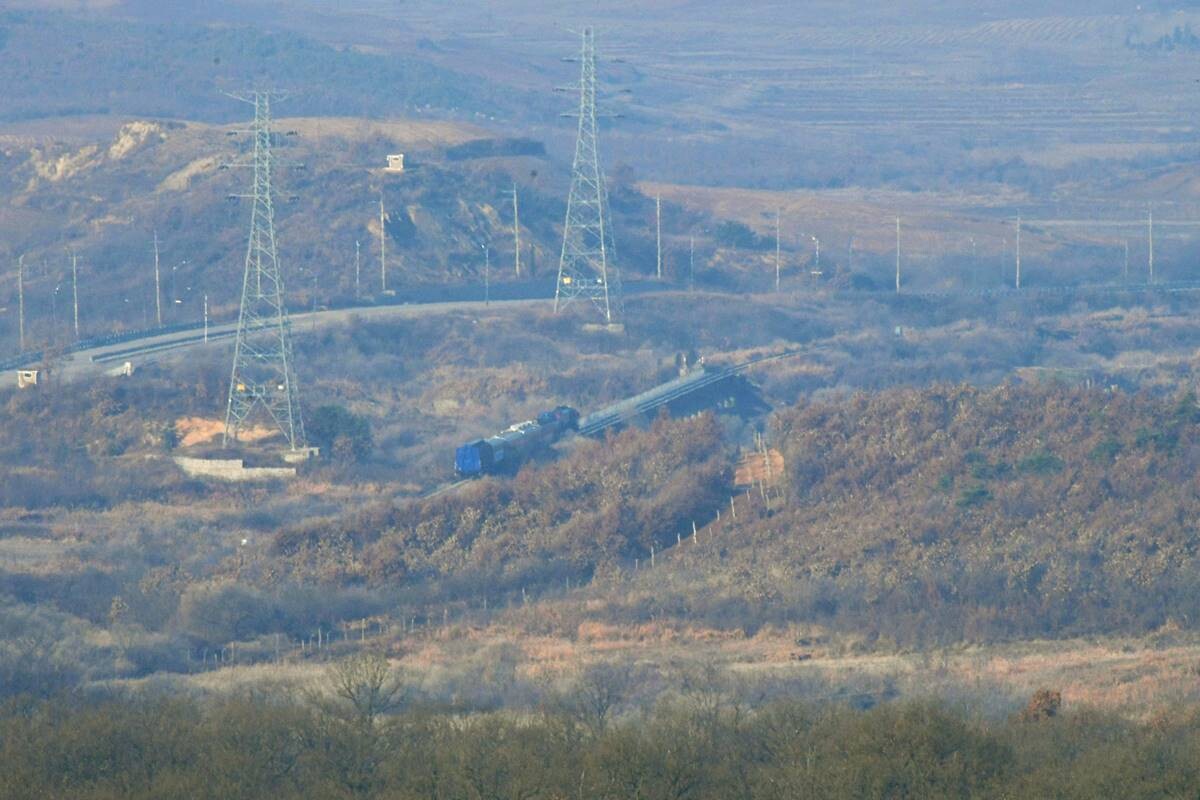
[223,91,304,450]
[554,28,622,323]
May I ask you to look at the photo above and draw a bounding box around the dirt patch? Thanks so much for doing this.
[735,448,785,488]
[159,155,219,192]
[107,121,164,160]
[175,417,277,448]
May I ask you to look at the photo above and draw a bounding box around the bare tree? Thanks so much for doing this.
[568,661,633,735]
[326,651,407,728]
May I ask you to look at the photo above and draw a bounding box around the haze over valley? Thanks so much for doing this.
[5,3,1200,797]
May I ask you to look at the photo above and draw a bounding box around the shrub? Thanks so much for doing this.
[956,483,991,508]
[1088,437,1122,461]
[307,404,373,462]
[1018,688,1062,722]
[970,459,1011,480]
[713,220,765,250]
[175,582,279,645]
[1018,448,1064,475]
[1135,426,1178,453]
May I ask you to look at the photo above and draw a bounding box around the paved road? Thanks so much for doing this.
[24,276,1200,383]
[47,297,545,381]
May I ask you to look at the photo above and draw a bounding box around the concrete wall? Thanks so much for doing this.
[173,456,296,482]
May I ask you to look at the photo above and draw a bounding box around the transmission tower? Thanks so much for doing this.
[554,28,621,323]
[222,91,305,451]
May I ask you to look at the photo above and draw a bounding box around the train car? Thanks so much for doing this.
[455,406,579,477]
[576,365,769,437]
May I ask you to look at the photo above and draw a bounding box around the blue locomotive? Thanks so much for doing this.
[454,406,580,477]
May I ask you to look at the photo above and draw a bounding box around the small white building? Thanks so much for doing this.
[385,153,405,173]
[16,369,41,389]
[104,361,135,379]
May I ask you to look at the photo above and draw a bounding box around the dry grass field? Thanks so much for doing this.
[644,181,1022,259]
[134,615,1200,721]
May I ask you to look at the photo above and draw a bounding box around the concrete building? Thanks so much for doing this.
[104,361,135,379]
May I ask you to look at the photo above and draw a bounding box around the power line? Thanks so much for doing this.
[1018,219,1200,227]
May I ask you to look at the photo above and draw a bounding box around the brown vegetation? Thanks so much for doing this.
[9,290,1200,715]
[582,382,1200,645]
[270,413,731,592]
[2,689,1200,799]
[1020,689,1063,722]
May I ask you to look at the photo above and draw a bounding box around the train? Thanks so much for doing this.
[454,405,580,477]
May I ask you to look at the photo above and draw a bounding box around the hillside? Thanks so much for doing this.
[218,381,1200,651]
[10,111,1200,360]
[0,9,546,125]
[8,0,1200,356]
[0,113,685,348]
[599,383,1200,645]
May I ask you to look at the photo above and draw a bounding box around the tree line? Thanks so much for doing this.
[1,669,1196,799]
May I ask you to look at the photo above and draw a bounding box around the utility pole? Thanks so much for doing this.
[895,217,901,294]
[16,255,24,352]
[153,230,162,327]
[1148,207,1154,284]
[354,239,361,298]
[379,192,388,293]
[222,90,305,451]
[484,244,490,305]
[203,294,208,343]
[774,209,781,292]
[512,184,521,277]
[1015,212,1022,290]
[555,28,621,322]
[70,251,79,340]
[656,195,663,280]
[689,235,695,292]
